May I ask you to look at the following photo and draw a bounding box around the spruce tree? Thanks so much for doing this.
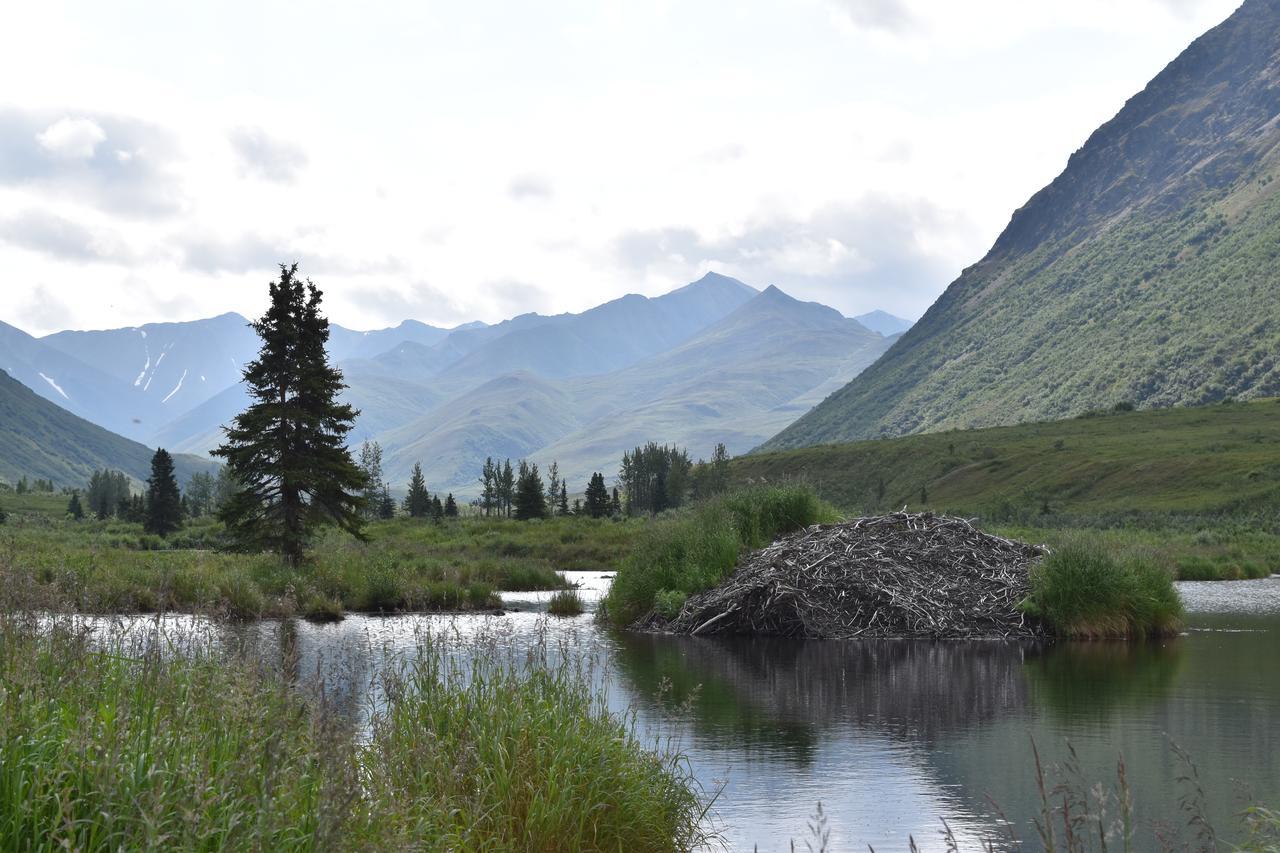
[610,487,622,517]
[404,462,432,518]
[213,263,367,564]
[67,491,84,520]
[144,448,183,536]
[431,495,444,521]
[558,482,568,516]
[378,486,396,519]
[514,461,547,520]
[444,493,458,517]
[583,472,608,519]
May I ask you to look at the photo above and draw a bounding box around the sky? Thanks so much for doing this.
[0,0,1244,335]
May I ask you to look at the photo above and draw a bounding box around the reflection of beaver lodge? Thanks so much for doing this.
[653,512,1048,639]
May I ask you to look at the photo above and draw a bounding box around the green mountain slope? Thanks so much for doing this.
[735,398,1280,518]
[763,0,1280,451]
[0,370,217,488]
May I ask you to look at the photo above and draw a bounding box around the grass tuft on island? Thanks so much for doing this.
[1023,541,1185,639]
[0,615,713,850]
[601,485,838,629]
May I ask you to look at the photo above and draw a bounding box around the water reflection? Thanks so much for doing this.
[614,635,1038,756]
[32,576,1280,850]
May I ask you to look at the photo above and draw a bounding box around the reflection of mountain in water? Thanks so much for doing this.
[613,634,1036,754]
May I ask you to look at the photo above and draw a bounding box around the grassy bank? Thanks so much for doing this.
[995,523,1280,581]
[601,486,837,628]
[0,615,712,850]
[0,495,642,619]
[733,398,1280,518]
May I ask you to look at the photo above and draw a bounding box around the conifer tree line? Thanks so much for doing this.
[354,449,458,522]
[76,464,236,527]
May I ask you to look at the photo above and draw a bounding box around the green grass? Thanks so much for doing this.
[994,523,1280,581]
[547,588,586,616]
[0,615,712,850]
[1021,540,1185,638]
[737,398,1280,519]
[601,485,837,628]
[0,496,644,619]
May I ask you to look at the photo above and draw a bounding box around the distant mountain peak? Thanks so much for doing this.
[853,310,913,336]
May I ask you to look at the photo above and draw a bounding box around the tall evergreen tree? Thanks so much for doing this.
[514,460,548,520]
[583,472,609,519]
[213,263,367,564]
[431,495,445,521]
[610,487,622,517]
[144,448,183,536]
[444,493,458,517]
[558,482,569,516]
[404,462,432,518]
[67,491,84,520]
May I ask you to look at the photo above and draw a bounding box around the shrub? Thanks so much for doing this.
[602,486,836,628]
[1023,541,1183,638]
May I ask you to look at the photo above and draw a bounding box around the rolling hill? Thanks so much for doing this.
[763,0,1280,451]
[0,370,217,488]
[735,398,1280,518]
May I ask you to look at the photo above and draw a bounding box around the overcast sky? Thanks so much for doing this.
[0,0,1242,335]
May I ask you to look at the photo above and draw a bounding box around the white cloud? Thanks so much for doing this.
[228,126,307,183]
[36,117,106,159]
[0,0,1246,334]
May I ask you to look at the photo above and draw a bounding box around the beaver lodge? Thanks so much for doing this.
[650,512,1048,640]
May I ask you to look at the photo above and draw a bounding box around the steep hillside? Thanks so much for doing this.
[764,0,1280,450]
[0,370,216,488]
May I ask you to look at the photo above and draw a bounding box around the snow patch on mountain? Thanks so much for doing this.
[38,372,69,400]
[162,369,188,403]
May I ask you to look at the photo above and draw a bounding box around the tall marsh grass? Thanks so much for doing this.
[0,615,713,851]
[602,485,837,628]
[1023,541,1184,638]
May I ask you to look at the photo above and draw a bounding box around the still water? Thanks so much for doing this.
[78,573,1280,850]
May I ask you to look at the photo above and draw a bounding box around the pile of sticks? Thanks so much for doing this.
[659,512,1048,640]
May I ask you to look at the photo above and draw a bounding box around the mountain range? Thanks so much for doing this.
[763,0,1280,451]
[1,273,903,493]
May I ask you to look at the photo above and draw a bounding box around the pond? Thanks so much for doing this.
[67,572,1280,850]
